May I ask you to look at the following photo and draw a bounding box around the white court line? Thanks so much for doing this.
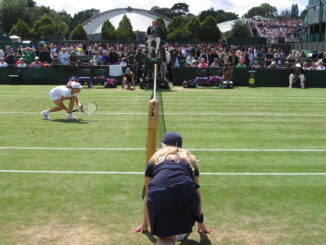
[0,94,326,100]
[0,170,325,176]
[1,147,326,152]
[1,112,326,117]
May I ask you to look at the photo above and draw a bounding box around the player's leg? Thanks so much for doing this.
[299,74,305,88]
[155,37,161,54]
[41,99,64,120]
[289,74,294,88]
[156,235,176,245]
[67,97,77,119]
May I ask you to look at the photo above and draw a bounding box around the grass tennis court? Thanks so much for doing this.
[0,85,326,245]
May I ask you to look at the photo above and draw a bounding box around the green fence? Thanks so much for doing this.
[1,66,326,88]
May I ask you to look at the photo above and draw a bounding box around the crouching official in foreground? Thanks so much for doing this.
[132,132,212,245]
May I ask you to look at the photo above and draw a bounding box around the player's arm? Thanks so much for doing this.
[132,177,152,232]
[195,176,213,234]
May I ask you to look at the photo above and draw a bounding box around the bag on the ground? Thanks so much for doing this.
[104,78,117,88]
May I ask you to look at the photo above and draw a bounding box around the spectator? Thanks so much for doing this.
[210,58,220,68]
[264,48,274,67]
[197,58,209,68]
[16,58,27,68]
[267,61,278,69]
[170,49,181,68]
[200,49,212,65]
[190,60,197,68]
[308,62,317,70]
[186,52,195,66]
[90,51,101,66]
[289,63,305,88]
[302,62,309,70]
[0,57,8,67]
[22,47,36,64]
[108,47,119,65]
[0,48,4,59]
[58,48,70,65]
[317,62,325,70]
[236,59,247,69]
[4,45,15,65]
[251,60,261,69]
[29,57,46,68]
[227,49,239,66]
[39,45,52,64]
[100,50,109,65]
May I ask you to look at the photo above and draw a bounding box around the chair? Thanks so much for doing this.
[93,68,107,85]
[78,68,93,88]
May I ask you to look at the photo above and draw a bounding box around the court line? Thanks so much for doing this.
[1,112,326,117]
[0,94,326,100]
[0,170,325,176]
[1,147,326,152]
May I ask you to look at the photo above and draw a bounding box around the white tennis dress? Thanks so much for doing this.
[49,86,76,101]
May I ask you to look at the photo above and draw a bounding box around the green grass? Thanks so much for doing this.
[0,85,326,244]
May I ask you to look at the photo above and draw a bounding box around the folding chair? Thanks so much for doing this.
[78,68,93,88]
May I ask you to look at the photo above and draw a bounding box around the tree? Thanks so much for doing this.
[0,0,30,33]
[151,6,175,19]
[167,28,191,41]
[291,4,299,19]
[300,9,307,20]
[71,24,88,40]
[101,20,116,40]
[199,8,238,24]
[32,15,56,37]
[230,20,250,37]
[244,3,277,18]
[185,16,201,41]
[167,16,187,33]
[200,15,221,41]
[171,3,189,16]
[70,8,100,31]
[116,15,135,40]
[9,19,31,39]
[156,17,167,39]
[215,10,238,24]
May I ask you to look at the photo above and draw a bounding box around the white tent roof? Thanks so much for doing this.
[83,8,170,34]
[217,19,238,33]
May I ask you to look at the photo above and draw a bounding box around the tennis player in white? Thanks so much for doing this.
[40,82,83,120]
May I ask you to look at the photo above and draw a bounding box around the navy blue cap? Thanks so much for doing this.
[161,132,182,148]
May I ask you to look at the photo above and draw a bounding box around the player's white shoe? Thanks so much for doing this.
[40,110,50,120]
[67,113,77,120]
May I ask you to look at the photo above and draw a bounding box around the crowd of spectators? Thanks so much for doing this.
[0,41,326,72]
[248,17,303,43]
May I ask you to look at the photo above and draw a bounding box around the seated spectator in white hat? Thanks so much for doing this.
[29,57,46,68]
[16,58,27,68]
[0,57,8,67]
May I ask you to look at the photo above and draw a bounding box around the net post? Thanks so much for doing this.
[145,63,159,162]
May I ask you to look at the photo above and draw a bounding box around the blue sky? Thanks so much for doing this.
[36,0,309,16]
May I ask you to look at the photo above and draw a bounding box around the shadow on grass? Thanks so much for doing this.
[180,233,212,245]
[143,231,211,244]
[51,119,88,124]
[143,231,157,244]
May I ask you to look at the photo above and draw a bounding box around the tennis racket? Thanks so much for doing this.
[72,101,97,114]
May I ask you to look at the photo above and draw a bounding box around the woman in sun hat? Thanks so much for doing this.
[40,81,83,120]
[133,132,212,244]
